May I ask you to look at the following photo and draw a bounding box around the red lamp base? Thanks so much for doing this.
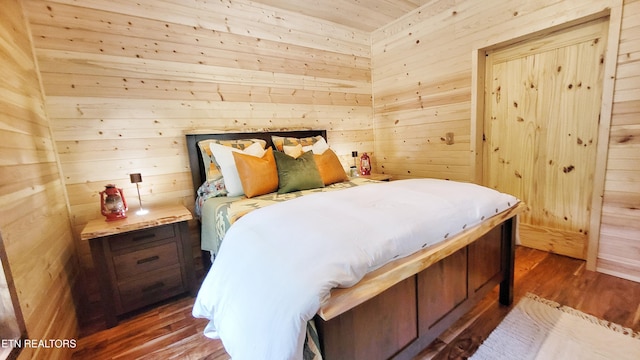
[104,211,127,222]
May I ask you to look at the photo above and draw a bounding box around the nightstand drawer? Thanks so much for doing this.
[109,224,176,252]
[118,266,185,313]
[113,241,180,280]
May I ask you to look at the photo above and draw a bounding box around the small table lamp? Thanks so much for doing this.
[129,173,148,215]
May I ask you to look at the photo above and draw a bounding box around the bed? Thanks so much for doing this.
[186,130,525,360]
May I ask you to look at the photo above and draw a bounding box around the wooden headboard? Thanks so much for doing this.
[185,130,327,194]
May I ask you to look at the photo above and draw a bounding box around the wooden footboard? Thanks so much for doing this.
[315,202,524,360]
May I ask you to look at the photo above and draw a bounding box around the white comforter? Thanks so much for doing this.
[192,179,518,359]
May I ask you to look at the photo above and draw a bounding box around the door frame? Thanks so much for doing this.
[0,232,27,360]
[470,5,623,270]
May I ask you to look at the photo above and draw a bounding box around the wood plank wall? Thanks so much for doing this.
[600,0,640,282]
[371,0,640,282]
[22,0,373,317]
[0,0,79,358]
[12,0,638,333]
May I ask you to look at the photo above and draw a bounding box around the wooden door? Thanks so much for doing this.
[483,18,609,259]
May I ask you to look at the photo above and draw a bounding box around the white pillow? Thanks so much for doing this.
[283,144,304,158]
[310,137,329,154]
[210,142,266,197]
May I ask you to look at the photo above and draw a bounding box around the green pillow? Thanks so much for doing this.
[273,150,324,194]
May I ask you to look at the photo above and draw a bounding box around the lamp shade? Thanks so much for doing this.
[130,173,142,183]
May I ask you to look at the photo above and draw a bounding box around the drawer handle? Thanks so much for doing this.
[142,281,165,293]
[132,233,156,242]
[137,255,160,265]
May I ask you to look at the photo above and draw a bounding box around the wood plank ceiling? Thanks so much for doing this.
[251,0,427,32]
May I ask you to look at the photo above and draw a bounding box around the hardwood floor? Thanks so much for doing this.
[73,246,640,359]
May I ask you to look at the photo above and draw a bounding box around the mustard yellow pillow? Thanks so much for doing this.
[233,148,279,198]
[210,142,266,197]
[197,138,267,183]
[314,149,348,185]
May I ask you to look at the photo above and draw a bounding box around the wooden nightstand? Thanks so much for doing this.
[81,204,197,328]
[358,173,392,182]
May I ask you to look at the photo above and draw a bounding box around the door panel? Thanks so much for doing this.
[484,18,608,259]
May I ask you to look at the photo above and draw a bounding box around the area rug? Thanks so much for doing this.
[471,292,640,360]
